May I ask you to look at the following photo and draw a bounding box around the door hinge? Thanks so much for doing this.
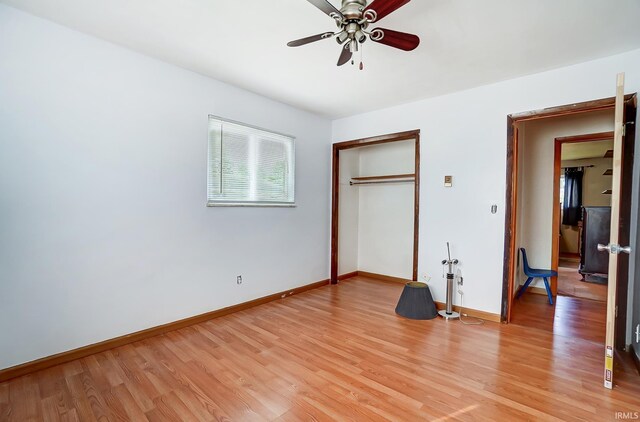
[623,125,626,136]
[615,306,618,318]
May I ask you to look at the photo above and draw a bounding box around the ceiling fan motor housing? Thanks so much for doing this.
[340,0,366,20]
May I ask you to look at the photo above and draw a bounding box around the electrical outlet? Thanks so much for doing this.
[237,275,242,285]
[421,273,431,282]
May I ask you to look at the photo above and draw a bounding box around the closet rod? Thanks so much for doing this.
[350,179,415,186]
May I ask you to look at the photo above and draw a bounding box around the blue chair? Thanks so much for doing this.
[516,248,556,305]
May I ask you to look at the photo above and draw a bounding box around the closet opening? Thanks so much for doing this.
[330,130,420,284]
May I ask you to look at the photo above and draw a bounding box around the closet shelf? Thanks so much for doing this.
[350,173,415,186]
[603,169,613,176]
[602,189,612,195]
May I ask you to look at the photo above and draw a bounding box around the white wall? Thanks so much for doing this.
[332,49,640,315]
[518,111,614,289]
[357,141,415,279]
[0,5,331,370]
[338,149,360,275]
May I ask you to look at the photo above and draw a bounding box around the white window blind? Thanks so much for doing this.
[207,116,295,206]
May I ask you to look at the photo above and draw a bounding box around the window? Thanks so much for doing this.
[207,116,295,206]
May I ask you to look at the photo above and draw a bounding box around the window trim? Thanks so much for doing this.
[206,115,296,207]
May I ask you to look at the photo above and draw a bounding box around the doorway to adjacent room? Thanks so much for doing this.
[501,93,637,351]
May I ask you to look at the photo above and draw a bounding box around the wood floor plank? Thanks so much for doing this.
[2,276,640,421]
[65,372,110,421]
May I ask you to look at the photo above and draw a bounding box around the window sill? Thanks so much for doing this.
[207,202,296,208]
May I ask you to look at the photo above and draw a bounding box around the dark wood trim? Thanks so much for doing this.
[0,279,330,383]
[351,173,415,181]
[338,271,359,281]
[357,270,411,284]
[333,130,420,150]
[413,133,421,281]
[331,144,340,284]
[551,137,562,295]
[433,302,501,323]
[501,117,516,322]
[508,94,634,123]
[330,130,421,284]
[554,131,615,144]
[501,94,638,339]
[551,131,615,295]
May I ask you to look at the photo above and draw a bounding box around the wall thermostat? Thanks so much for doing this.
[444,175,453,187]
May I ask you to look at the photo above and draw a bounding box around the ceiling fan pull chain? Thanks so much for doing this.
[350,40,357,65]
[360,43,364,70]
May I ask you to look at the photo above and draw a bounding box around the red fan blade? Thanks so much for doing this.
[371,28,420,51]
[365,0,411,22]
[337,43,353,66]
[287,32,334,47]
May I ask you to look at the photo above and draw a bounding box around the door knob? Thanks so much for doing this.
[619,246,632,254]
[598,243,632,254]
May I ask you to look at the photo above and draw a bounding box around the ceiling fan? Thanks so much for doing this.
[287,0,419,69]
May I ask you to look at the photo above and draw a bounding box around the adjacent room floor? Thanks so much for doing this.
[510,291,607,344]
[557,257,608,302]
[1,276,639,421]
[511,256,608,344]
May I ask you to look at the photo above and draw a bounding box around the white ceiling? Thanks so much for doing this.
[562,139,613,161]
[3,0,640,118]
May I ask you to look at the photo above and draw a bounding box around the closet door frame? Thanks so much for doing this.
[330,130,421,284]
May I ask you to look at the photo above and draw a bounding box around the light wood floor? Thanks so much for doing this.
[511,291,606,343]
[557,258,608,302]
[2,276,640,421]
[512,257,609,343]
